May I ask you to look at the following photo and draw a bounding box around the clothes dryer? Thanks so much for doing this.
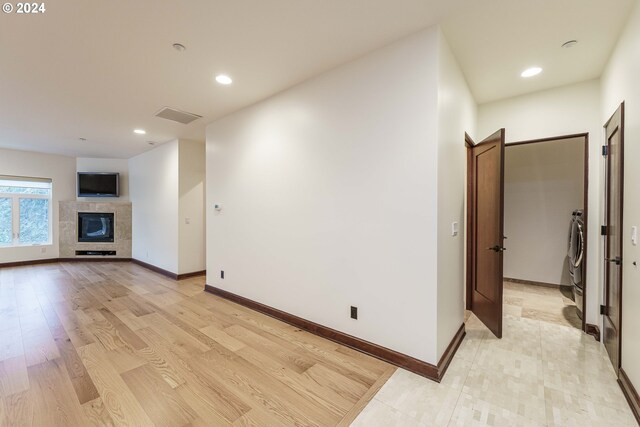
[568,210,585,319]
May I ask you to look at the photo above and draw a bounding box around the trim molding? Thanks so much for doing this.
[585,323,601,342]
[503,277,561,288]
[1,258,130,269]
[465,133,473,310]
[58,257,131,263]
[619,368,640,425]
[0,258,204,282]
[204,284,465,382]
[131,258,178,280]
[437,323,466,379]
[131,259,205,281]
[0,258,59,268]
[177,270,206,280]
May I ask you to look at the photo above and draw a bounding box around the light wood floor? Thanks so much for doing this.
[0,262,394,427]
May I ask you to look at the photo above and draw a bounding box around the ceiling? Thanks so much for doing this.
[441,0,636,104]
[0,0,635,158]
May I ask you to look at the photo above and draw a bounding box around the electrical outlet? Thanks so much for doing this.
[41,247,46,253]
[350,306,358,320]
[221,270,224,279]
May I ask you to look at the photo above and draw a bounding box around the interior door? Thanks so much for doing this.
[603,103,624,373]
[466,129,506,338]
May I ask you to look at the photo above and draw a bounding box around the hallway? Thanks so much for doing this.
[352,307,635,426]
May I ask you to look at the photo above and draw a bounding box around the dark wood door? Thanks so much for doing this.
[467,129,506,338]
[604,103,624,373]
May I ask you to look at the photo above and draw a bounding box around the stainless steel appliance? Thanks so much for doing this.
[568,210,584,319]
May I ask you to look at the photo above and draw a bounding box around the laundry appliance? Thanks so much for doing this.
[568,210,584,319]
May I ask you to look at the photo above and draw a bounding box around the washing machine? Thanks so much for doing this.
[568,210,584,319]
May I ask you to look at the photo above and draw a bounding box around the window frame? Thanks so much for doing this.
[0,179,53,248]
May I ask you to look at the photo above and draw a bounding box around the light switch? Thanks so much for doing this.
[632,226,637,246]
[452,221,459,237]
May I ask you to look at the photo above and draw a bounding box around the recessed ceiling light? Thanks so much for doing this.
[172,43,186,52]
[134,129,146,135]
[215,74,233,85]
[521,67,542,78]
[561,40,578,49]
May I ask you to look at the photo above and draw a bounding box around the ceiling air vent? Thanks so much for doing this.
[154,107,202,125]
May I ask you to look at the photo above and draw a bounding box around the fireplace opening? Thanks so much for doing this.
[78,212,114,243]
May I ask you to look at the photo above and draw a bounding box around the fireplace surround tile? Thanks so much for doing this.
[59,201,132,258]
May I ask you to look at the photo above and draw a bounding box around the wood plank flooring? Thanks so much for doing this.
[0,262,394,426]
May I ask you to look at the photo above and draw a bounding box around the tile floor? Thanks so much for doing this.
[352,284,636,427]
[503,281,582,329]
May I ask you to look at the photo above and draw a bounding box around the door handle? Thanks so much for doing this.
[606,257,622,265]
[486,245,506,252]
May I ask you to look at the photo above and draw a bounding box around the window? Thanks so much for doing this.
[0,176,52,247]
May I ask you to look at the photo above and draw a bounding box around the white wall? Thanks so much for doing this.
[76,157,130,201]
[178,140,206,275]
[129,140,179,273]
[207,28,442,363]
[129,139,206,275]
[436,32,476,358]
[478,79,602,327]
[0,148,76,263]
[601,0,640,392]
[504,138,584,285]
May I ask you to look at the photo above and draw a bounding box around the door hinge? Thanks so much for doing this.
[602,145,608,156]
[601,225,607,236]
[600,305,608,315]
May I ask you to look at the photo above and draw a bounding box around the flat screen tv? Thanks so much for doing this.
[77,173,120,197]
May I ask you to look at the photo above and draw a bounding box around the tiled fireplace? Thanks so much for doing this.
[59,201,131,258]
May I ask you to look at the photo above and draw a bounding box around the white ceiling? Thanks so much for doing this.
[441,0,636,104]
[0,0,635,158]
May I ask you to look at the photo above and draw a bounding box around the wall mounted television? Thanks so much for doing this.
[77,172,120,197]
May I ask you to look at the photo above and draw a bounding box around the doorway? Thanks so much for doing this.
[502,134,588,332]
[466,132,589,336]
